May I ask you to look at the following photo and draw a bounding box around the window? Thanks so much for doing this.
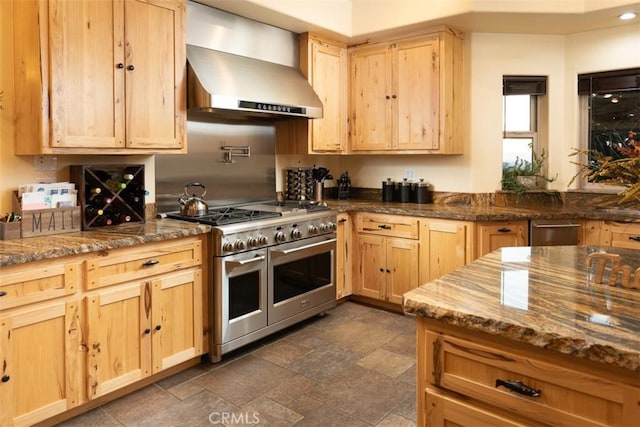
[502,76,547,183]
[578,68,640,187]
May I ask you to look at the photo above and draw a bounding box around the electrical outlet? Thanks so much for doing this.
[34,155,58,171]
[405,169,415,180]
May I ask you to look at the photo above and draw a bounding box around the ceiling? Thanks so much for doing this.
[194,0,640,43]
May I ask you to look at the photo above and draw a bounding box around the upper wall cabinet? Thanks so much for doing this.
[349,28,463,154]
[13,0,186,155]
[276,33,348,155]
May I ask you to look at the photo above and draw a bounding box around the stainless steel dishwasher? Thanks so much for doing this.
[529,219,581,246]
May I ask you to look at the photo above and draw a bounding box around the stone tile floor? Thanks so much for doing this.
[59,301,417,426]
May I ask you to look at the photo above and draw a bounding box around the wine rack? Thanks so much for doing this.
[70,165,146,230]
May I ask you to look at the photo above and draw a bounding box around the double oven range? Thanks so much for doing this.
[167,201,337,362]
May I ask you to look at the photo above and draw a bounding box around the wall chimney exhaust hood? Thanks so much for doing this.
[187,44,323,120]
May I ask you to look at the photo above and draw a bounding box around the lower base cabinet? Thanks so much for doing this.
[0,300,83,427]
[86,269,202,399]
[0,235,205,426]
[418,317,639,427]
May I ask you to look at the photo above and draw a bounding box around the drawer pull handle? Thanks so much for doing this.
[142,259,160,267]
[144,328,151,335]
[1,375,10,383]
[497,227,512,233]
[0,291,6,297]
[339,218,347,223]
[155,324,162,331]
[378,224,391,230]
[495,379,541,397]
[629,236,640,242]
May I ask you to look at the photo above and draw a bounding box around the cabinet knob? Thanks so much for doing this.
[0,291,6,297]
[391,95,397,99]
[1,375,10,383]
[127,65,135,71]
[116,63,124,69]
[144,328,151,334]
[379,268,384,272]
[385,95,391,100]
[142,259,159,267]
[155,325,162,331]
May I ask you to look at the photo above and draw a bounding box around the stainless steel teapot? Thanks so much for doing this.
[178,182,208,217]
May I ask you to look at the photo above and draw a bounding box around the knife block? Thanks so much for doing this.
[70,165,146,230]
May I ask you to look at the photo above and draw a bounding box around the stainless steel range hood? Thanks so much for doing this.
[187,44,323,120]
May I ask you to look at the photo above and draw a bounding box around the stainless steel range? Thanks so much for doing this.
[165,201,337,362]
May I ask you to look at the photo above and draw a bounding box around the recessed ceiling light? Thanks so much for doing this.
[619,12,637,20]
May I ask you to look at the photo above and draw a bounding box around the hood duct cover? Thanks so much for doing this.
[187,45,323,120]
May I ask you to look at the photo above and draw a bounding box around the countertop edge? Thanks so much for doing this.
[403,298,640,373]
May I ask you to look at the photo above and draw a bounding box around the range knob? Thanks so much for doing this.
[222,241,234,252]
[247,236,259,247]
[291,228,302,239]
[275,231,287,243]
[327,222,337,231]
[308,224,318,234]
[234,240,247,251]
[258,235,268,245]
[319,223,328,232]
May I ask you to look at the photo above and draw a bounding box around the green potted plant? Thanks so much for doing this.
[501,145,556,198]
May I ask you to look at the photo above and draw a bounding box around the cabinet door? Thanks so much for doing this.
[86,283,151,399]
[395,36,439,150]
[308,36,347,152]
[356,234,386,299]
[0,300,83,426]
[349,44,393,151]
[386,238,419,304]
[422,220,471,282]
[336,213,353,298]
[476,221,528,258]
[151,269,202,372]
[124,0,185,149]
[49,0,125,148]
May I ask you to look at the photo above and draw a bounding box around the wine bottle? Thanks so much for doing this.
[85,206,104,217]
[93,215,113,227]
[88,186,102,195]
[89,194,113,206]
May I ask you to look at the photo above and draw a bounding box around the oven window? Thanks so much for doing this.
[273,252,331,304]
[229,271,261,319]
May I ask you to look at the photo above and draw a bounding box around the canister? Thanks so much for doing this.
[412,179,433,204]
[382,178,395,202]
[396,178,412,203]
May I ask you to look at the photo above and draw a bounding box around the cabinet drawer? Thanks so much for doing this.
[356,213,419,239]
[424,387,539,427]
[427,331,637,427]
[0,258,80,309]
[607,222,640,249]
[85,237,202,289]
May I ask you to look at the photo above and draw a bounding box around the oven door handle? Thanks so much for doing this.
[271,239,337,255]
[225,255,266,267]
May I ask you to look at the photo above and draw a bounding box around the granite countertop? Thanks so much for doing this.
[0,219,210,267]
[327,199,640,222]
[403,245,640,372]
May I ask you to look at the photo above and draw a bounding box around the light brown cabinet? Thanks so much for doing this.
[0,257,84,427]
[13,0,186,155]
[0,235,205,426]
[354,213,420,304]
[86,269,202,399]
[418,319,639,426]
[276,33,348,154]
[336,212,353,298]
[475,220,528,258]
[580,220,640,249]
[348,29,463,154]
[420,219,473,283]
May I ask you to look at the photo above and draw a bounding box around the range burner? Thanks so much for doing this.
[166,207,280,226]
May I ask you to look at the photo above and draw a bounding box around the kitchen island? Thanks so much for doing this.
[403,246,640,426]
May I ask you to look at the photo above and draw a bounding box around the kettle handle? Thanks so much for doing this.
[184,182,207,198]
